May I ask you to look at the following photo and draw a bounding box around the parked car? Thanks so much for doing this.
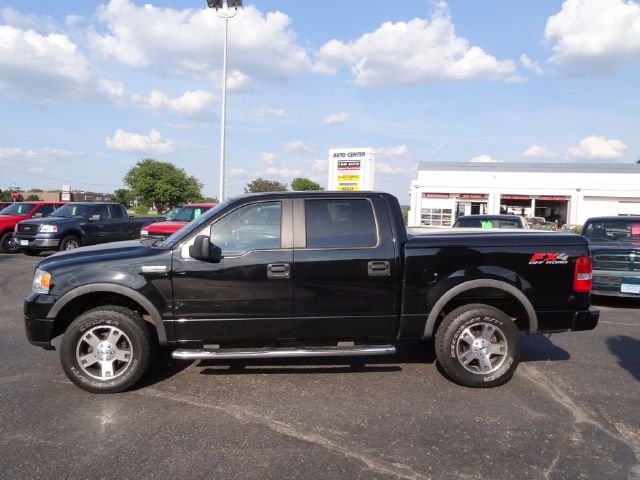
[453,214,526,229]
[581,216,640,297]
[141,203,217,240]
[24,191,598,393]
[14,202,162,255]
[0,201,66,253]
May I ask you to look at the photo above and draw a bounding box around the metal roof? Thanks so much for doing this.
[417,161,640,174]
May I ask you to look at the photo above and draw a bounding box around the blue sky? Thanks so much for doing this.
[0,0,638,202]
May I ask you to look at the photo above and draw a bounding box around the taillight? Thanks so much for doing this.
[574,256,592,292]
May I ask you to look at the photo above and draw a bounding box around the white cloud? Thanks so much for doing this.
[314,3,521,87]
[132,89,216,117]
[520,54,544,75]
[375,162,408,174]
[266,167,302,177]
[1,7,57,32]
[97,78,125,99]
[29,167,45,174]
[252,108,289,118]
[283,141,312,153]
[213,70,252,93]
[260,152,277,166]
[311,159,328,172]
[0,24,90,97]
[522,145,558,159]
[545,0,640,75]
[0,147,76,162]
[324,112,349,125]
[228,168,247,177]
[88,1,312,80]
[568,135,627,160]
[375,145,410,158]
[470,154,499,163]
[105,129,176,154]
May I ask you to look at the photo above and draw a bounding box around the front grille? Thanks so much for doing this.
[593,275,624,285]
[593,252,639,271]
[17,224,38,234]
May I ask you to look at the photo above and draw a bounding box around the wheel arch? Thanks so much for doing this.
[422,279,538,340]
[47,283,167,345]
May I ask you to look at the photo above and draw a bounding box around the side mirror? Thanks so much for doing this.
[89,214,101,221]
[32,213,44,218]
[189,235,222,263]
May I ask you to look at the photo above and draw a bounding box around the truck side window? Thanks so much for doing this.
[38,205,55,217]
[110,205,125,218]
[210,202,281,256]
[305,199,377,248]
[93,205,111,219]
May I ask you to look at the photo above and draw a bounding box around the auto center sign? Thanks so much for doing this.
[327,148,375,191]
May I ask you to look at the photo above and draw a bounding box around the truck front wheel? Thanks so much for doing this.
[59,235,81,251]
[0,231,19,254]
[435,304,521,388]
[60,306,153,393]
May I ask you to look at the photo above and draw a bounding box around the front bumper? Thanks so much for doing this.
[592,270,640,298]
[16,237,60,250]
[24,293,57,349]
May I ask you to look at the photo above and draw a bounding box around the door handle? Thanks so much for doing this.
[267,263,290,279]
[368,260,391,277]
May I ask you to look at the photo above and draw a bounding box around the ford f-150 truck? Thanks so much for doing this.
[15,202,161,255]
[140,203,217,240]
[24,192,599,393]
[0,201,66,253]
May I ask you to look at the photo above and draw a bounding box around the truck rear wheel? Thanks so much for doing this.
[435,304,520,388]
[59,235,81,251]
[60,306,153,393]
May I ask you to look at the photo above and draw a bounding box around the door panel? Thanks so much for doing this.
[293,197,397,340]
[172,200,294,343]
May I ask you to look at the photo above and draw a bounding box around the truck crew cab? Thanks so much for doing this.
[24,192,598,393]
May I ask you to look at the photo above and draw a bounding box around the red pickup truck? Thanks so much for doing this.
[0,202,66,253]
[141,203,216,240]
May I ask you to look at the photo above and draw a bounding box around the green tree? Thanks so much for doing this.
[113,188,134,207]
[124,159,203,214]
[25,194,40,201]
[202,196,219,204]
[244,178,288,193]
[0,190,11,202]
[291,177,322,191]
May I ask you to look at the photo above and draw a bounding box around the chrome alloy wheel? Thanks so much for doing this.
[65,239,80,250]
[456,321,508,374]
[75,326,133,380]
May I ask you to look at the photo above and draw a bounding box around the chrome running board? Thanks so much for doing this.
[171,344,396,360]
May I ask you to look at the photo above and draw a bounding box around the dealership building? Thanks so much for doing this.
[408,162,640,228]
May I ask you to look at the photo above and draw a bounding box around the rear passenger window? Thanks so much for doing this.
[305,199,377,248]
[37,205,55,217]
[110,205,125,218]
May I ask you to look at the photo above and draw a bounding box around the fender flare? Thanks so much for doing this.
[47,283,168,344]
[422,279,538,339]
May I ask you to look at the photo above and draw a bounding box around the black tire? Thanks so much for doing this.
[60,306,153,393]
[0,231,19,254]
[22,248,40,256]
[59,235,81,251]
[435,304,521,388]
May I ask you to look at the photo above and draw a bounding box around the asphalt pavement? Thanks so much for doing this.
[0,254,638,480]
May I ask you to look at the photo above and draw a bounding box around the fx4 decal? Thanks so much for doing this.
[529,253,569,265]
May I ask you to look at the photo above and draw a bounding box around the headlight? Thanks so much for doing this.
[40,225,58,233]
[32,268,52,294]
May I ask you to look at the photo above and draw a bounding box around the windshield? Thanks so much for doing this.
[0,203,36,216]
[172,205,212,222]
[50,204,93,218]
[583,219,640,243]
[160,203,224,249]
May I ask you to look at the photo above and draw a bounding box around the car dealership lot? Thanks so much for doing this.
[0,254,638,480]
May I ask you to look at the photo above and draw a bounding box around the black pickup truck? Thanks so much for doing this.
[24,192,598,393]
[15,202,160,255]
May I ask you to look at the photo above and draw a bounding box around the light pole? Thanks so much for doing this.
[207,0,242,202]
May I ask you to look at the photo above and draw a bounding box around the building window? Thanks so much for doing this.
[421,208,453,227]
